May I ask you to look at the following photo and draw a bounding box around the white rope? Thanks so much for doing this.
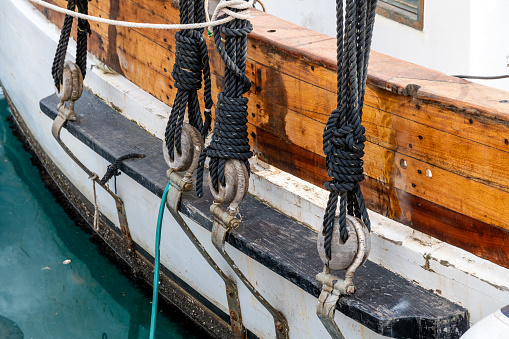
[89,174,100,231]
[204,0,253,33]
[28,0,253,30]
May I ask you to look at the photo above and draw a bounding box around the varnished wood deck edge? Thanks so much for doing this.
[248,10,509,123]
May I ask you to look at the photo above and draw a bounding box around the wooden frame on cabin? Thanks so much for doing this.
[377,0,424,30]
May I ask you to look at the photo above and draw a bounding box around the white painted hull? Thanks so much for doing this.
[1,1,509,338]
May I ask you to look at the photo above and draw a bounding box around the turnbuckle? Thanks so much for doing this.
[50,61,138,271]
[316,215,371,339]
[210,159,290,339]
[163,125,246,338]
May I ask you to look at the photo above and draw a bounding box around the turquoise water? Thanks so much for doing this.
[0,88,204,338]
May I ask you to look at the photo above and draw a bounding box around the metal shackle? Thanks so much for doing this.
[209,159,249,213]
[55,61,83,103]
[317,215,371,271]
[163,123,204,178]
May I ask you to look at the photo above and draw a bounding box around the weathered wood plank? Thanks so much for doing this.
[253,128,509,267]
[249,58,509,192]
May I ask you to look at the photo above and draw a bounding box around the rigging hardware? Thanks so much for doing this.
[51,61,139,274]
[317,0,377,336]
[209,160,290,339]
[316,216,370,339]
[198,1,290,336]
[162,124,247,338]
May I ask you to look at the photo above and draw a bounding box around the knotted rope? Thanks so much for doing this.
[99,153,146,185]
[87,153,144,231]
[51,0,90,90]
[196,3,253,197]
[164,0,213,159]
[322,0,377,260]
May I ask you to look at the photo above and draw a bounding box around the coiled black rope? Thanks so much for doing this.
[195,6,253,198]
[99,153,146,185]
[322,0,378,260]
[164,0,213,161]
[51,0,91,91]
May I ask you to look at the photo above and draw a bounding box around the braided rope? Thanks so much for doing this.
[196,5,253,198]
[51,0,90,90]
[164,0,213,160]
[51,0,75,91]
[322,0,378,260]
[75,0,91,79]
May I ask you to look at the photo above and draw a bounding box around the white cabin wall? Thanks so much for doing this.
[371,0,472,75]
[467,1,509,90]
[261,0,472,74]
[261,0,509,91]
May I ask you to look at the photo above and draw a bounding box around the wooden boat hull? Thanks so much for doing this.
[33,0,509,271]
[2,0,509,338]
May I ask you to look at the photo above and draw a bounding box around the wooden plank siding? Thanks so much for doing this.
[36,0,509,268]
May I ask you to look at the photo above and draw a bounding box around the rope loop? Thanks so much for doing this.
[165,0,214,163]
[196,5,253,200]
[212,16,252,93]
[51,0,91,90]
[196,93,252,197]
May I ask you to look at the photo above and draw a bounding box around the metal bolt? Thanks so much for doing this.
[183,181,193,191]
[426,169,433,179]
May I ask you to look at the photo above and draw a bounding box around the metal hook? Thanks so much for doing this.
[162,123,203,184]
[210,159,290,339]
[316,215,370,339]
[163,129,246,338]
[50,61,138,273]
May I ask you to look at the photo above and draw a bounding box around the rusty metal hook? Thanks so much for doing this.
[316,215,370,339]
[50,61,138,271]
[210,159,290,339]
[163,128,247,338]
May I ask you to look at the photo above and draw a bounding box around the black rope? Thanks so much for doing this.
[322,0,378,260]
[164,0,213,162]
[195,6,253,198]
[76,0,92,78]
[52,0,75,90]
[99,153,146,185]
[453,74,509,80]
[51,0,91,91]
